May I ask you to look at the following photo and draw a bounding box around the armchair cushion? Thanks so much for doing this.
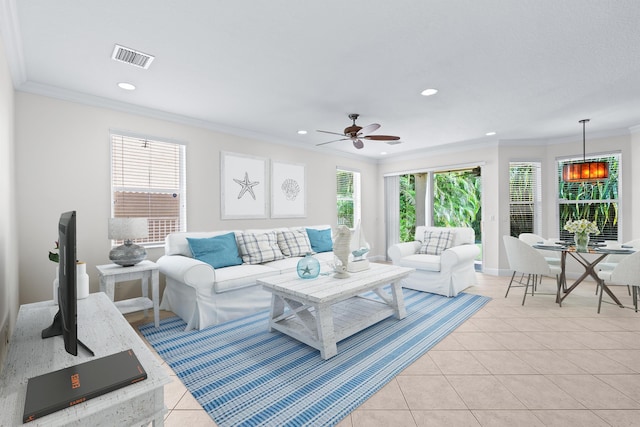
[186,232,243,269]
[418,229,454,255]
[236,231,285,264]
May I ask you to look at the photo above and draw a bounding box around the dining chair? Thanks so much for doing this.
[596,249,640,314]
[503,235,563,306]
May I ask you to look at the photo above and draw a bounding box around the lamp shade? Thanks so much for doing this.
[108,218,149,240]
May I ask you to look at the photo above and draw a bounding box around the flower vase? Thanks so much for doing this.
[53,262,90,303]
[53,266,59,304]
[297,253,320,279]
[574,232,590,252]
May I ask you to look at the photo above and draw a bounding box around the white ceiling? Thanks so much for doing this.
[3,0,640,159]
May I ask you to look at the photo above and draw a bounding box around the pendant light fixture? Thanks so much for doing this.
[562,119,609,182]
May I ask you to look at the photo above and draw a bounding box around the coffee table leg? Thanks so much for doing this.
[390,281,407,319]
[269,294,285,332]
[315,304,337,359]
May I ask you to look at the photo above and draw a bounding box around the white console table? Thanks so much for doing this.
[97,260,160,328]
[0,293,170,426]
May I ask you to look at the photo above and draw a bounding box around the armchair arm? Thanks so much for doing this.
[387,241,421,264]
[440,244,480,272]
[157,255,215,290]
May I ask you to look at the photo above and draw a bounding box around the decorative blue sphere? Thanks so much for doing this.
[297,253,320,279]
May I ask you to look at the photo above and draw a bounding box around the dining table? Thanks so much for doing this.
[532,242,636,306]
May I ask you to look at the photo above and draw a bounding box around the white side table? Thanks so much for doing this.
[97,260,160,327]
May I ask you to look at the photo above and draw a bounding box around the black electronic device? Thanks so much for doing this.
[42,211,93,356]
[23,349,147,423]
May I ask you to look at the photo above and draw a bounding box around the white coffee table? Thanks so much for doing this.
[258,263,414,359]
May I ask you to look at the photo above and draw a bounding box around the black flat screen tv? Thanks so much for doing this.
[42,211,93,356]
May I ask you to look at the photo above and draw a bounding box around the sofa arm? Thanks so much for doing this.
[440,244,480,272]
[387,241,421,264]
[157,255,215,290]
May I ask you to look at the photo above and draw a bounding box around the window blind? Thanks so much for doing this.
[509,162,542,237]
[111,134,186,245]
[557,154,619,242]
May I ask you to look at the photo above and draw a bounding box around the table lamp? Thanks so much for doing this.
[108,218,149,267]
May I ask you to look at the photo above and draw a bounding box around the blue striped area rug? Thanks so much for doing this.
[139,289,490,427]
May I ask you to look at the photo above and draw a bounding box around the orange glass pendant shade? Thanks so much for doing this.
[562,161,609,182]
[562,119,609,183]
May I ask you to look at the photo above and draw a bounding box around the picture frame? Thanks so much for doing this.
[271,160,306,218]
[221,151,268,219]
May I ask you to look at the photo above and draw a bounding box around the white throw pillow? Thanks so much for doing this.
[277,229,313,257]
[418,230,454,255]
[236,231,285,264]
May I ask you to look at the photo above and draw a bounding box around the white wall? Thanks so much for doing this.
[0,29,18,370]
[15,92,379,304]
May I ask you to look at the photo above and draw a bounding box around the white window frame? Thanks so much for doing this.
[556,152,620,242]
[336,168,361,228]
[110,131,187,247]
[509,161,542,237]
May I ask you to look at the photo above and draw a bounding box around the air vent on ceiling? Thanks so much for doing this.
[111,44,155,69]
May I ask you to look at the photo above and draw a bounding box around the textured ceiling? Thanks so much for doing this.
[3,0,640,159]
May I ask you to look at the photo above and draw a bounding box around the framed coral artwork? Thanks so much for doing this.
[271,161,306,218]
[221,151,268,219]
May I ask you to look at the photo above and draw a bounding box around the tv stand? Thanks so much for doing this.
[0,293,170,426]
[41,310,95,357]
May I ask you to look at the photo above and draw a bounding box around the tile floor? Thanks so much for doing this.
[130,272,640,426]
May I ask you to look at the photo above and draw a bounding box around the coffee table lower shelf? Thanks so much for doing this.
[269,296,396,358]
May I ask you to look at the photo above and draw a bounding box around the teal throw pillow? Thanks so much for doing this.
[306,228,333,253]
[187,233,243,269]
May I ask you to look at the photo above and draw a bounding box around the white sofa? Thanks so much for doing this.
[387,226,480,297]
[157,225,335,330]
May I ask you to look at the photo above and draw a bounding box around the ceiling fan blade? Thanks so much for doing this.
[316,138,349,146]
[316,130,346,137]
[352,139,364,149]
[363,135,401,141]
[358,123,381,136]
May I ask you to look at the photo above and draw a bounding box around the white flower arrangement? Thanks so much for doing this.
[563,219,600,235]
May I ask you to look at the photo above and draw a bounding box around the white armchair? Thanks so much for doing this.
[387,226,480,297]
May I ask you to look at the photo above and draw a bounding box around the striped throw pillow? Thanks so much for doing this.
[277,229,313,257]
[236,231,285,264]
[418,230,454,255]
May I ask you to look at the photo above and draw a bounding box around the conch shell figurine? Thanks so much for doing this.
[333,225,351,278]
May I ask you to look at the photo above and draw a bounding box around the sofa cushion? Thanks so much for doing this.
[277,229,313,257]
[236,231,285,264]
[306,227,333,253]
[418,230,453,255]
[186,232,243,269]
[213,264,280,293]
[397,254,442,272]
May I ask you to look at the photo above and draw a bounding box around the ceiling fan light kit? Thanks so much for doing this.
[316,113,401,150]
[561,119,609,182]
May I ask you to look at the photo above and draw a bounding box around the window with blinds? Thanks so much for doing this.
[111,133,186,246]
[509,162,542,237]
[557,153,619,242]
[336,168,361,228]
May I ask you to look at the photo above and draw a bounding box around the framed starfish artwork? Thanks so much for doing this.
[271,160,306,218]
[221,151,268,219]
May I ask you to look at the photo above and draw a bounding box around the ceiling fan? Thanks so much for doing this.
[316,113,401,149]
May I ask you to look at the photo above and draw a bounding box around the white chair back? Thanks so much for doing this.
[610,250,640,286]
[503,235,553,275]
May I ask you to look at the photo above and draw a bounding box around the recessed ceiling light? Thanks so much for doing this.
[380,151,388,155]
[118,82,136,91]
[420,88,438,96]
[485,131,497,136]
[297,130,307,135]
